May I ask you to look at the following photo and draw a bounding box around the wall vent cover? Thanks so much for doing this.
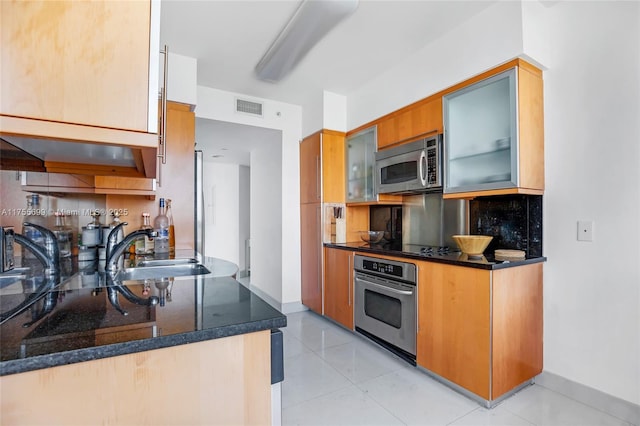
[236,98,263,117]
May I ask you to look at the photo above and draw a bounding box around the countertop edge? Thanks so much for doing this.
[0,316,286,376]
[324,243,547,270]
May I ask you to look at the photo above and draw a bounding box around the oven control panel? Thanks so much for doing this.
[361,259,403,278]
[354,255,417,284]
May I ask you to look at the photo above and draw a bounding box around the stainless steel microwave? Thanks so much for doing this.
[375,134,443,194]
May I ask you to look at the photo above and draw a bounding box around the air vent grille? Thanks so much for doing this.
[236,99,263,117]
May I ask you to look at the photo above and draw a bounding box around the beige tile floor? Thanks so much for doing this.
[281,310,634,426]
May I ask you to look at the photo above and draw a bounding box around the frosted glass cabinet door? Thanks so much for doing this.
[443,69,518,193]
[346,126,377,203]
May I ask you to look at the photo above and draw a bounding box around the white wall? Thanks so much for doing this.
[196,86,302,305]
[323,91,347,132]
[343,0,640,406]
[250,146,282,302]
[539,0,640,405]
[202,162,240,265]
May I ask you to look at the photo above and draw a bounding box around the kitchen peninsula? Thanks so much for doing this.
[0,254,286,425]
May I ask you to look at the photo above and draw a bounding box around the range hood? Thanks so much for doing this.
[0,115,157,178]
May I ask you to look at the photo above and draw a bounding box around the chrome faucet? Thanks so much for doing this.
[105,222,157,273]
[13,222,60,276]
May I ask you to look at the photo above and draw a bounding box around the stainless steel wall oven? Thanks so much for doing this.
[354,255,417,364]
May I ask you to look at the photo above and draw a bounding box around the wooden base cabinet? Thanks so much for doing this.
[323,247,354,330]
[0,331,272,425]
[417,262,542,402]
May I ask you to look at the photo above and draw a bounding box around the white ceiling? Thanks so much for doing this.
[160,0,498,164]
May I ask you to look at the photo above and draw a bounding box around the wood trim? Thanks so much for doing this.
[442,187,544,200]
[492,263,543,399]
[0,331,272,425]
[44,161,146,177]
[95,176,154,191]
[0,115,157,148]
[517,66,545,191]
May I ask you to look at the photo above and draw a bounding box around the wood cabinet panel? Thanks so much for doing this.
[1,0,151,132]
[0,331,271,425]
[377,97,443,149]
[300,203,322,314]
[324,247,354,329]
[417,262,491,399]
[417,260,543,402]
[491,263,543,398]
[106,102,194,250]
[517,66,545,192]
[321,130,346,203]
[300,133,321,204]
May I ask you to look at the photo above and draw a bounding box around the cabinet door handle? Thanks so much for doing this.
[157,45,169,186]
[316,205,322,293]
[348,253,352,307]
[316,155,321,200]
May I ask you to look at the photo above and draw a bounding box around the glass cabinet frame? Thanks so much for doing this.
[345,126,377,203]
[443,68,518,194]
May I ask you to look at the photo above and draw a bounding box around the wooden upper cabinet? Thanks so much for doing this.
[300,132,321,204]
[378,97,443,149]
[0,0,153,132]
[300,130,345,204]
[442,59,544,199]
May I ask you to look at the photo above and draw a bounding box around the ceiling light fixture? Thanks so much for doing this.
[255,0,359,83]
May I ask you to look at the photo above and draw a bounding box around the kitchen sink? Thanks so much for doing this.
[136,257,198,267]
[113,263,211,282]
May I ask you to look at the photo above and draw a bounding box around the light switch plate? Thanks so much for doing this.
[577,220,593,241]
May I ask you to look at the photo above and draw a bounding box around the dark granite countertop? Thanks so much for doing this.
[325,242,546,270]
[0,254,286,376]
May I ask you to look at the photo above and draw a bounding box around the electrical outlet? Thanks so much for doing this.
[577,221,593,242]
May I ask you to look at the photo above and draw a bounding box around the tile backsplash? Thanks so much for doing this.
[469,194,543,257]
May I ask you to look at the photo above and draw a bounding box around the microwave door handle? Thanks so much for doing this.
[419,150,428,186]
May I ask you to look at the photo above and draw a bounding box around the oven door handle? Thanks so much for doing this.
[356,277,414,296]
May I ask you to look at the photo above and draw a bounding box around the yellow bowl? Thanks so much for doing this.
[452,235,493,256]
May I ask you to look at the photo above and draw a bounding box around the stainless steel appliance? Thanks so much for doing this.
[375,134,442,194]
[402,192,468,249]
[194,150,205,257]
[354,254,417,364]
[1,226,15,273]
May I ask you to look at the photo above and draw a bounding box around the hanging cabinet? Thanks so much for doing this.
[0,0,161,178]
[442,59,544,198]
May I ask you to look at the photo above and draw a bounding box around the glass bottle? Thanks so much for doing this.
[135,213,154,255]
[23,194,45,259]
[53,211,73,258]
[166,199,175,255]
[107,211,124,245]
[82,211,102,247]
[153,198,169,255]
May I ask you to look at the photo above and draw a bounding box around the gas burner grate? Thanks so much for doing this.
[419,246,454,256]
